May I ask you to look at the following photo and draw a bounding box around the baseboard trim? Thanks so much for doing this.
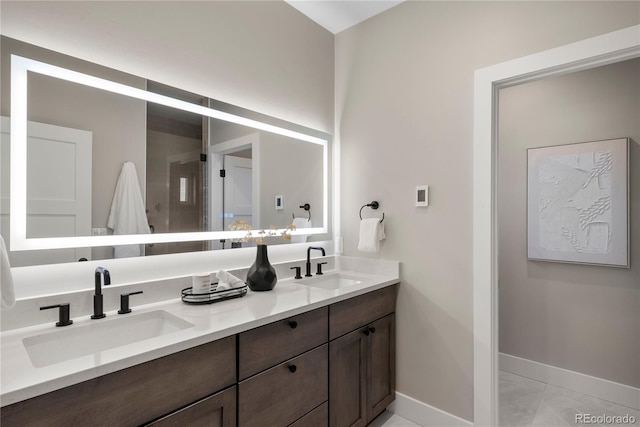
[499,353,640,410]
[389,392,474,426]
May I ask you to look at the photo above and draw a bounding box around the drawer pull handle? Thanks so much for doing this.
[362,328,370,336]
[288,364,297,373]
[289,320,298,329]
[369,327,376,334]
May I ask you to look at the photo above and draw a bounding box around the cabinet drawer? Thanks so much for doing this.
[239,307,328,380]
[239,344,328,427]
[146,386,236,427]
[1,336,236,427]
[329,285,397,340]
[290,402,328,427]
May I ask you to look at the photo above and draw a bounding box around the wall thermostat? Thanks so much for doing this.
[275,195,284,210]
[415,185,429,207]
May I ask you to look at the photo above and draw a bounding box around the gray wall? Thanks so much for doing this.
[259,133,324,231]
[498,59,640,388]
[336,1,640,421]
[0,1,334,134]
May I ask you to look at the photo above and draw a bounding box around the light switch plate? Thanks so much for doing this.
[416,185,429,207]
[275,195,284,210]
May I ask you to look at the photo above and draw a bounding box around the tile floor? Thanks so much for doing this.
[369,411,422,427]
[500,371,639,427]
[367,371,639,427]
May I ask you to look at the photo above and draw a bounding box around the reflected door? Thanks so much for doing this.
[223,155,252,227]
[0,117,92,266]
[168,159,204,253]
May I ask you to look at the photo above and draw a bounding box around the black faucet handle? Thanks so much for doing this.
[118,291,143,314]
[290,266,303,279]
[41,303,73,327]
[316,262,328,275]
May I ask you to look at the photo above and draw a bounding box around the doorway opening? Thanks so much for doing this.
[146,82,207,255]
[496,59,640,427]
[472,25,640,426]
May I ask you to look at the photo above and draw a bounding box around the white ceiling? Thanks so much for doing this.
[285,0,404,34]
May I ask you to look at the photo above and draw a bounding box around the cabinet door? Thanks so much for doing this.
[289,402,328,427]
[329,327,368,427]
[367,314,395,423]
[146,386,236,427]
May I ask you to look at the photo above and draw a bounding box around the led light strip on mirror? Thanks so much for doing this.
[10,54,329,251]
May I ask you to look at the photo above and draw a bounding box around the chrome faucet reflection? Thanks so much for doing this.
[305,246,326,277]
[92,267,111,319]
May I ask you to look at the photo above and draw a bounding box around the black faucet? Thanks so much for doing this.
[306,246,326,277]
[92,267,111,319]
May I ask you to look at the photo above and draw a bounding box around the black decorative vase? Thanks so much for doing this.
[246,244,277,291]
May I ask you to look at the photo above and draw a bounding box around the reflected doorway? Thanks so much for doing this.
[168,155,204,253]
[145,82,206,256]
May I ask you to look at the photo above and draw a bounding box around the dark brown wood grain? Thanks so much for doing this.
[329,312,396,427]
[289,402,328,427]
[329,285,397,340]
[238,344,328,427]
[1,336,236,427]
[145,386,236,427]
[239,307,328,380]
[329,328,368,427]
[367,314,395,423]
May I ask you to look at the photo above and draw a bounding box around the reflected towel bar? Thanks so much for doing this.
[292,203,311,222]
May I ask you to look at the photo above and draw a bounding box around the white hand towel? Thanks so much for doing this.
[357,218,385,253]
[1,235,16,310]
[290,217,312,243]
[216,270,246,289]
[107,162,151,258]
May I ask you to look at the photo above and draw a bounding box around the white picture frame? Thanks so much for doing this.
[527,138,629,267]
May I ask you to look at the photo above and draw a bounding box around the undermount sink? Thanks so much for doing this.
[23,310,194,368]
[295,273,367,290]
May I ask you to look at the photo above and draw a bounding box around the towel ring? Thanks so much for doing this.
[292,203,311,222]
[359,201,384,223]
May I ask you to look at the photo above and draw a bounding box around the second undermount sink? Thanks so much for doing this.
[296,273,367,290]
[23,310,194,368]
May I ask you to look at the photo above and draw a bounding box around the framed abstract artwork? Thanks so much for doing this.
[527,138,629,267]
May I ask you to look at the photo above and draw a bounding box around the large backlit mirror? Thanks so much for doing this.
[0,37,330,266]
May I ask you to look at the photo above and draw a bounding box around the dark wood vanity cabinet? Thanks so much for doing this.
[290,402,329,427]
[329,286,397,427]
[238,307,328,381]
[238,307,329,427]
[1,284,397,427]
[146,386,237,427]
[1,336,237,427]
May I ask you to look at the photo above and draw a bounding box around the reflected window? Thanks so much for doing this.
[179,177,189,203]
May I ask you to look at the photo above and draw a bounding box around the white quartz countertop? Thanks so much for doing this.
[1,259,399,407]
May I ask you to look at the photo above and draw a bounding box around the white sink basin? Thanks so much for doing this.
[23,310,194,368]
[295,273,367,290]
